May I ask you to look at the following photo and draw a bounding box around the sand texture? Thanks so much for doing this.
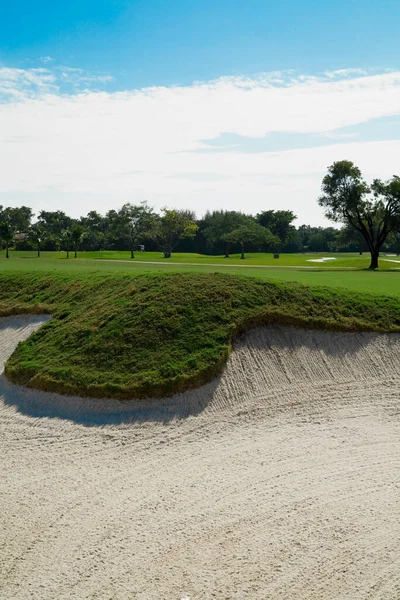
[1,315,399,599]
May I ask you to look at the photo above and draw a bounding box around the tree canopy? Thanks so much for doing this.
[223,223,279,259]
[256,210,297,249]
[152,209,198,258]
[202,210,252,257]
[319,160,400,269]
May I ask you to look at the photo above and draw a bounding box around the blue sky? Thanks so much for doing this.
[1,0,400,224]
[3,0,400,89]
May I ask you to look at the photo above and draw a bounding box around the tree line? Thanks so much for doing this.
[1,161,400,268]
[0,204,355,258]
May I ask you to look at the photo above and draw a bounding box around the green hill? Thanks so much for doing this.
[2,271,400,399]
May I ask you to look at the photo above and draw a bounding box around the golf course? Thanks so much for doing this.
[3,0,400,595]
[3,250,400,294]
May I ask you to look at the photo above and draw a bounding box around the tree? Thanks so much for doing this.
[1,206,33,231]
[201,211,252,257]
[388,230,400,256]
[28,225,47,257]
[71,225,86,258]
[256,210,297,251]
[0,217,16,259]
[116,202,155,258]
[308,227,338,252]
[319,161,400,269]
[223,223,279,259]
[37,210,72,249]
[79,211,107,251]
[153,209,198,258]
[0,205,33,258]
[337,225,367,254]
[60,228,73,258]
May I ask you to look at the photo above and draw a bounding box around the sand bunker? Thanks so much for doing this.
[1,315,399,599]
[306,257,337,263]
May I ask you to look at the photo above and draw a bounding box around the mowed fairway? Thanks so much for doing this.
[1,316,399,599]
[2,250,400,296]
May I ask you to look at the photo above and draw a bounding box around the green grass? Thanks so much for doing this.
[2,270,400,400]
[2,251,400,296]
[5,249,397,269]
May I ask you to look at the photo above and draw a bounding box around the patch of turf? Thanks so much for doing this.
[3,271,400,399]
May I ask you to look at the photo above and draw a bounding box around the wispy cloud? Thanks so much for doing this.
[0,67,399,223]
[0,67,57,101]
[324,68,367,79]
[39,56,54,64]
[0,65,113,102]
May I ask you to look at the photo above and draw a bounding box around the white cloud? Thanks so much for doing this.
[39,56,54,64]
[324,68,367,79]
[0,67,58,101]
[0,68,400,224]
[0,66,113,101]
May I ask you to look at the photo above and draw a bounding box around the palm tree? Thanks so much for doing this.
[0,218,16,259]
[60,228,73,259]
[29,225,46,257]
[71,225,85,258]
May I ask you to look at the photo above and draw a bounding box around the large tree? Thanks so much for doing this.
[79,210,107,251]
[201,211,252,257]
[71,225,86,258]
[60,228,73,258]
[153,209,198,258]
[319,161,400,269]
[116,202,155,258]
[223,223,279,259]
[28,224,47,257]
[256,210,297,250]
[37,210,72,248]
[0,217,16,259]
[1,206,33,231]
[0,206,33,258]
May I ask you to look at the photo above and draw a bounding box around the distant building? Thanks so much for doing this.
[14,232,28,241]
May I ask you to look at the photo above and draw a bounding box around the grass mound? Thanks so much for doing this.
[2,271,400,399]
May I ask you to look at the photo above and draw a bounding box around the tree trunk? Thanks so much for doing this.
[369,249,379,270]
[66,249,69,259]
[240,243,245,260]
[131,248,134,259]
[224,243,230,258]
[163,251,171,258]
[38,245,40,258]
[74,246,77,258]
[5,244,9,259]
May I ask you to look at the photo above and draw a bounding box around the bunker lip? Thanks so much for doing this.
[3,272,400,402]
[0,313,399,418]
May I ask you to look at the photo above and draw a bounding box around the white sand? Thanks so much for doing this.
[1,315,399,600]
[306,257,337,263]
